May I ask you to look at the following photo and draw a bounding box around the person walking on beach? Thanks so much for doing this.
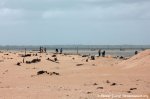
[102,50,105,57]
[40,47,44,53]
[56,49,58,53]
[98,49,101,56]
[135,51,138,55]
[60,48,63,54]
[40,47,42,53]
[44,48,47,53]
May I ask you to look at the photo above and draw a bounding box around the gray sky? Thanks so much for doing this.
[0,0,150,45]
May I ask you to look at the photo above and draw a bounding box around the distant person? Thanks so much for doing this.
[60,48,63,54]
[40,47,42,53]
[56,49,58,53]
[44,48,47,53]
[135,51,138,55]
[98,49,101,56]
[40,47,44,53]
[102,50,106,57]
[41,47,43,53]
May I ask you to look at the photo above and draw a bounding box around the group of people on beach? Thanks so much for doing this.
[39,47,63,54]
[55,48,63,54]
[98,49,106,57]
[39,47,47,53]
[38,47,139,58]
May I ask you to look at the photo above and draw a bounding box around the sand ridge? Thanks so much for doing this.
[0,50,150,99]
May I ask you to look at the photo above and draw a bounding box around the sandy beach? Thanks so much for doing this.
[0,50,150,99]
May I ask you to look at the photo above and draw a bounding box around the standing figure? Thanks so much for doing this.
[102,50,106,57]
[56,49,58,53]
[60,48,63,54]
[44,48,47,53]
[135,51,138,55]
[98,49,101,56]
[40,47,42,53]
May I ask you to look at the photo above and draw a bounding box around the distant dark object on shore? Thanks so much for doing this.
[91,56,95,60]
[119,56,124,59]
[86,59,88,62]
[102,51,105,57]
[47,58,59,63]
[37,70,59,76]
[135,51,138,55]
[111,83,117,86]
[76,64,84,66]
[21,54,31,57]
[98,49,101,56]
[16,62,21,66]
[26,58,41,64]
[37,70,47,75]
[52,54,56,57]
[82,55,89,57]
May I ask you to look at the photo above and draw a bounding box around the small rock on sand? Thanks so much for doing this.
[16,62,21,66]
[106,80,110,83]
[87,92,93,94]
[91,56,95,60]
[127,91,132,93]
[111,83,117,86]
[37,70,47,75]
[37,70,60,76]
[130,88,137,90]
[72,57,75,60]
[82,55,89,57]
[93,83,98,86]
[97,87,103,89]
[52,55,56,57]
[76,64,84,66]
[86,59,88,62]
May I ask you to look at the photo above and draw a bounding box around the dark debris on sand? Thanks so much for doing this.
[76,64,84,66]
[111,83,117,86]
[97,87,104,89]
[37,70,60,76]
[130,88,137,90]
[87,92,93,94]
[21,54,32,57]
[16,62,21,66]
[26,59,41,64]
[106,80,110,83]
[93,83,98,86]
[47,58,59,63]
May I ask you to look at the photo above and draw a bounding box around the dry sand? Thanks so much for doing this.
[0,50,150,99]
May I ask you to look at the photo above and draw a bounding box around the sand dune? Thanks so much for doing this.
[0,50,150,99]
[118,50,150,74]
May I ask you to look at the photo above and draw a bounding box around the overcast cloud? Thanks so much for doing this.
[0,0,150,45]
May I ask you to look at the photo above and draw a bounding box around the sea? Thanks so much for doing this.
[0,45,150,57]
